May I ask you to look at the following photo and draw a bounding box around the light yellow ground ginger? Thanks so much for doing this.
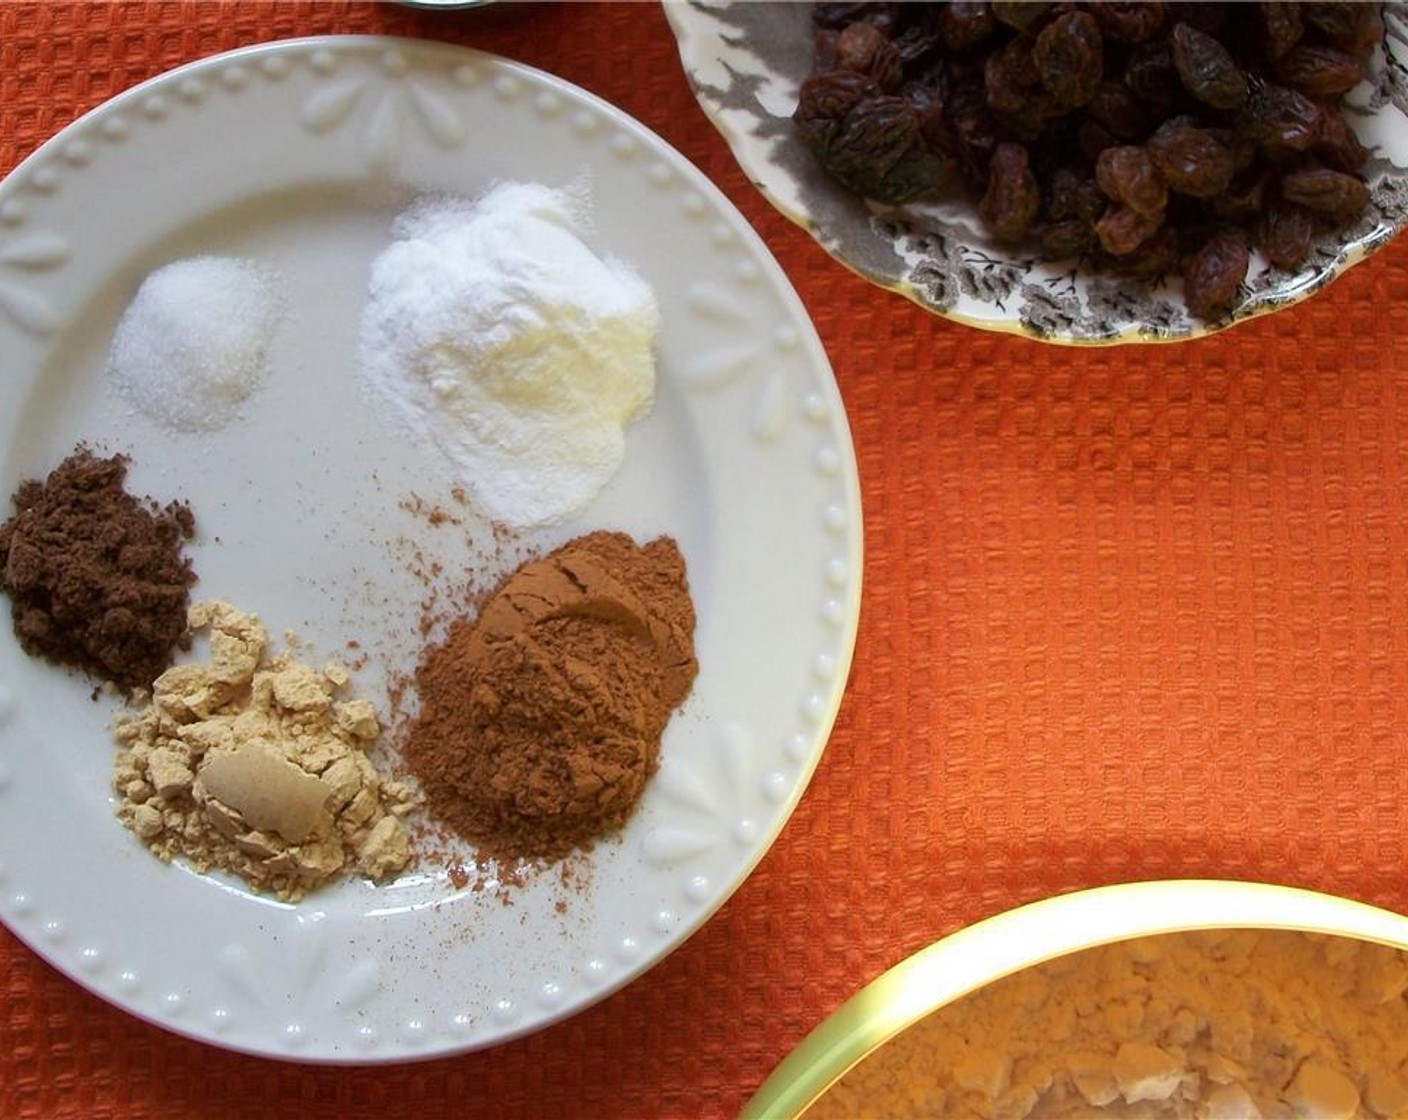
[113,600,415,901]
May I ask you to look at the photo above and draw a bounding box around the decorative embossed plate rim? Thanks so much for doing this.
[665,1,1408,345]
[0,36,862,1061]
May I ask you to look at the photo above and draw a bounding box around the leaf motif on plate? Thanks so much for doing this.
[640,827,715,867]
[328,957,381,1012]
[299,78,364,134]
[0,229,66,336]
[365,93,404,173]
[0,279,59,336]
[299,59,467,170]
[213,910,385,1034]
[684,280,749,323]
[641,722,756,870]
[679,342,758,390]
[410,81,467,147]
[214,942,265,1008]
[0,232,69,269]
[751,368,788,443]
[680,281,793,441]
[288,910,333,999]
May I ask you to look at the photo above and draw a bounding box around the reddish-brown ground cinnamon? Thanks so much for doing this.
[404,530,697,861]
[0,446,196,692]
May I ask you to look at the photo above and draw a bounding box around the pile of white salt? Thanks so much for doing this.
[107,255,280,432]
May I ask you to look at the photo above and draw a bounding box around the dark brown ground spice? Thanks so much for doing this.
[403,530,698,862]
[0,446,196,692]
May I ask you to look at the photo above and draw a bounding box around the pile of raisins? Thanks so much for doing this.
[794,2,1383,320]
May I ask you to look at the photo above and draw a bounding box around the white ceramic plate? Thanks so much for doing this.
[0,36,862,1062]
[665,1,1408,344]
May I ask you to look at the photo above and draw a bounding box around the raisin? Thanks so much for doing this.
[1042,218,1096,258]
[1096,145,1167,216]
[812,28,842,74]
[837,96,954,203]
[836,21,904,91]
[936,2,997,53]
[1315,107,1370,173]
[1146,118,1235,198]
[1115,225,1180,278]
[1214,169,1270,219]
[1182,229,1250,319]
[813,3,902,35]
[944,76,1002,192]
[1085,81,1151,141]
[1279,167,1370,219]
[1124,40,1184,119]
[1095,203,1163,256]
[1175,3,1230,36]
[1239,79,1321,152]
[1256,204,1315,269]
[1227,132,1259,175]
[1075,118,1118,165]
[1033,10,1104,108]
[907,51,953,99]
[984,37,1040,115]
[1259,2,1304,62]
[991,1,1052,35]
[995,93,1062,143]
[1274,44,1367,98]
[902,80,954,152]
[1090,3,1166,44]
[1046,167,1104,223]
[891,14,945,73]
[1171,22,1249,110]
[1302,2,1381,60]
[981,142,1042,242]
[794,70,882,156]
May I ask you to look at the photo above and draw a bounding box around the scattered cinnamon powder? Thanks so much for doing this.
[403,530,697,861]
[0,446,196,692]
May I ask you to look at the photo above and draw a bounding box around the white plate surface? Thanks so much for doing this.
[0,36,862,1062]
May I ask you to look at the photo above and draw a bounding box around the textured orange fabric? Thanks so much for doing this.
[5,2,1408,1118]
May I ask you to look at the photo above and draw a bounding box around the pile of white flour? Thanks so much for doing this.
[807,929,1408,1120]
[359,180,659,527]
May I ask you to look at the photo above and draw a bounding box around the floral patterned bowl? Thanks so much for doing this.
[665,1,1408,345]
